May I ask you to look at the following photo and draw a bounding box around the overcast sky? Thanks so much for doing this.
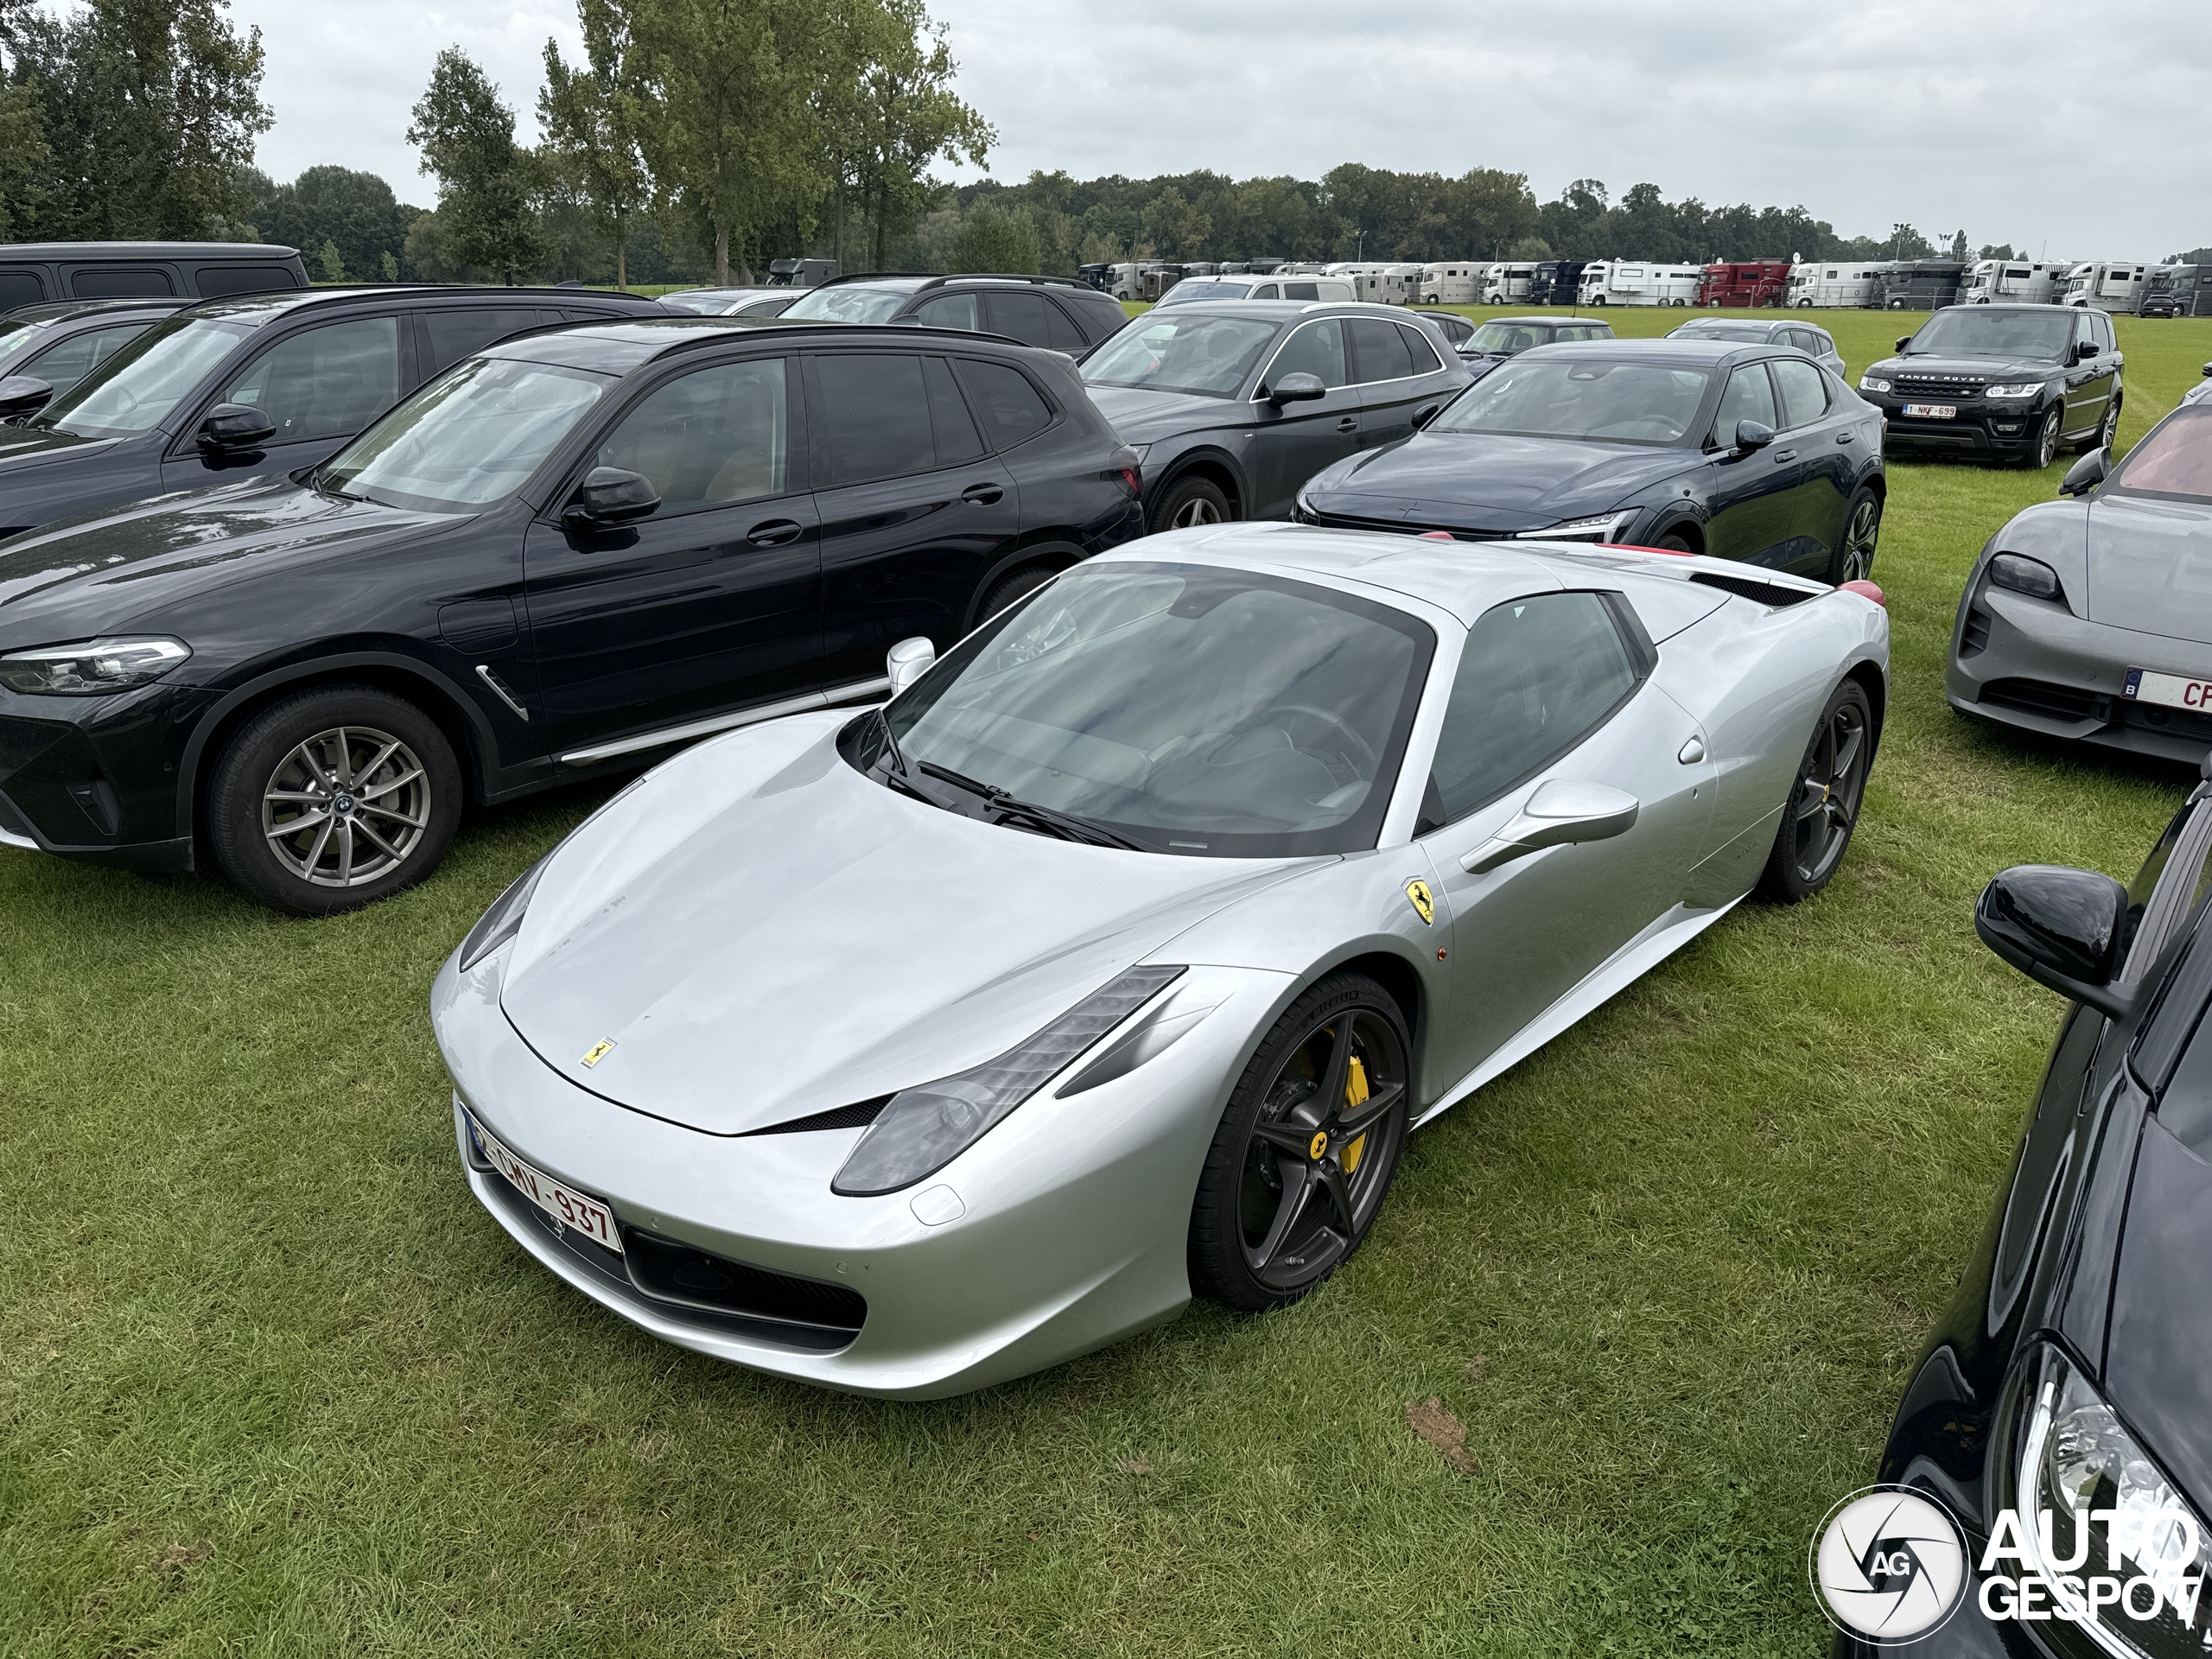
[226,0,2212,258]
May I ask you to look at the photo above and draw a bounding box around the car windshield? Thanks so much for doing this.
[315,356,612,512]
[1079,315,1279,397]
[1908,309,2075,360]
[1160,282,1253,303]
[1431,358,1711,445]
[29,315,253,438]
[1465,321,1550,353]
[1675,322,1768,341]
[866,560,1433,857]
[2108,408,2212,504]
[780,284,916,325]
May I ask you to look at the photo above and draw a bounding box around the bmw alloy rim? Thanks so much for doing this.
[261,725,432,887]
[1787,702,1867,887]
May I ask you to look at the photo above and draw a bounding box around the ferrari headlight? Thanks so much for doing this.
[832,964,1185,1197]
[0,636,190,695]
[1993,1344,2211,1653]
[1989,553,2063,601]
[1859,375,1892,393]
[458,857,548,972]
[1988,382,2046,399]
[1514,510,1636,543]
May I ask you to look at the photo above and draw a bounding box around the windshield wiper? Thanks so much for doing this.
[916,760,1144,850]
[872,708,933,802]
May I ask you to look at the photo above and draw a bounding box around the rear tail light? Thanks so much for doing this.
[1420,531,1454,541]
[1840,579,1885,607]
[1118,467,1141,498]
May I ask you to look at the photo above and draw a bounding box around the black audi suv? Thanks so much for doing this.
[0,318,1141,912]
[1857,304,2122,469]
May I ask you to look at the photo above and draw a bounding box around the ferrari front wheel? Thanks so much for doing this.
[1188,973,1412,1312]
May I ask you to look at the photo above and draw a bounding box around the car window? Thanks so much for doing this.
[22,321,154,398]
[924,356,983,465]
[982,291,1054,348]
[594,358,788,513]
[32,315,253,438]
[955,359,1052,448]
[1433,359,1711,445]
[1425,592,1641,826]
[425,308,544,374]
[1397,322,1443,374]
[1282,282,1318,301]
[1348,317,1416,385]
[812,353,937,485]
[1042,299,1087,352]
[782,284,918,325]
[911,293,979,332]
[72,267,174,298]
[1264,319,1348,390]
[1712,364,1779,442]
[2107,406,2212,503]
[221,316,402,444]
[1770,358,1829,429]
[1081,314,1278,397]
[1249,283,1280,299]
[2096,314,2116,353]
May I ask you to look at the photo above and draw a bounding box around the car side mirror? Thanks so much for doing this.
[886,635,935,696]
[2201,361,2211,379]
[1411,403,1442,430]
[197,402,277,454]
[2059,449,2107,497]
[563,466,659,530]
[1267,372,1327,406]
[0,374,54,420]
[1894,334,1913,353]
[1732,418,1776,454]
[2072,340,2101,365]
[1974,864,2134,1020]
[1461,779,1640,874]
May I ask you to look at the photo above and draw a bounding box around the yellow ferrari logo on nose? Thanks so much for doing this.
[1309,1129,1330,1160]
[581,1040,614,1069]
[1405,878,1435,925]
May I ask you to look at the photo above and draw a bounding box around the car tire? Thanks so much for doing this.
[1149,474,1232,534]
[2027,408,2061,469]
[1187,971,1413,1313]
[976,563,1058,620]
[1649,531,1694,554]
[1826,487,1881,584]
[1754,677,1872,905]
[2080,398,2120,454]
[206,683,463,917]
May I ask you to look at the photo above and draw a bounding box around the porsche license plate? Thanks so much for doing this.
[1903,404,1957,419]
[468,1111,623,1253]
[2125,668,2212,714]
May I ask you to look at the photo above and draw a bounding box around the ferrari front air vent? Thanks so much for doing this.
[624,1230,868,1337]
[741,1096,892,1136]
[1688,571,1817,607]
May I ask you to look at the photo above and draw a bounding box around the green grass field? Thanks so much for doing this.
[5,307,2212,1656]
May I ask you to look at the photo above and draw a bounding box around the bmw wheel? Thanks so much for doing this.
[1150,474,1231,535]
[2029,408,2061,469]
[207,684,463,916]
[1188,972,1412,1312]
[1826,487,1881,585]
[1755,677,1872,905]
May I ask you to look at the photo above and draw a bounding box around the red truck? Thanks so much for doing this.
[1695,259,1791,307]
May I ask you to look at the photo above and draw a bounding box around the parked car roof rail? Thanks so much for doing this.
[813,270,1095,293]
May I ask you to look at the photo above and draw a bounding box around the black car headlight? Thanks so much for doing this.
[458,856,549,972]
[1988,553,2064,602]
[0,636,191,695]
[832,965,1184,1197]
[1990,1343,2211,1653]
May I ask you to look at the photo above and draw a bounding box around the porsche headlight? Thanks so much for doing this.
[1987,382,2046,399]
[458,856,548,972]
[0,636,190,695]
[1860,375,1892,393]
[1989,552,2063,601]
[1993,1344,2211,1655]
[1514,510,1637,543]
[832,965,1185,1197]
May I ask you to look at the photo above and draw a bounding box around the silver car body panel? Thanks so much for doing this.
[433,522,1888,1395]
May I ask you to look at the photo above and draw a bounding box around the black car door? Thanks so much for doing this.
[1245,318,1362,516]
[807,349,1022,682]
[1698,361,1804,568]
[521,353,825,759]
[2069,310,2119,441]
[1768,355,1852,572]
[1348,317,1454,450]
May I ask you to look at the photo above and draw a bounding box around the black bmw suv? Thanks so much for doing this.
[779,273,1129,353]
[0,318,1141,912]
[1857,304,2122,469]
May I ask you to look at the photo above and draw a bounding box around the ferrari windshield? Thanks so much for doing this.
[870,561,1433,856]
[1080,315,1279,397]
[1907,309,2075,360]
[30,316,252,438]
[1431,357,1711,445]
[2109,407,2212,503]
[780,283,918,325]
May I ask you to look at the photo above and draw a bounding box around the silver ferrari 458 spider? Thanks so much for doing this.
[431,524,1890,1396]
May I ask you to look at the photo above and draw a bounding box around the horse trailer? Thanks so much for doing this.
[1576,261,1702,306]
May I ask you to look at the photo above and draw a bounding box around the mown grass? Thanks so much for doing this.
[4,309,2211,1656]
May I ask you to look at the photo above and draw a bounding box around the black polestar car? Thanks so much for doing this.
[1840,775,2212,1656]
[1858,304,2122,469]
[0,318,1141,913]
[1295,337,1886,583]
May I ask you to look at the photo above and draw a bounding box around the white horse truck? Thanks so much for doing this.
[1576,261,1703,305]
[2059,262,2152,312]
[1784,262,1888,308]
[1482,263,1536,304]
[1961,261,2069,304]
[1419,262,1484,304]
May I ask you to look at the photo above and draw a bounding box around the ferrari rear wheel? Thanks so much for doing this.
[1756,677,1872,904]
[1188,973,1412,1312]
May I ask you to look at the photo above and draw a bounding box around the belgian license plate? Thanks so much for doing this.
[2125,668,2212,713]
[1903,403,1957,418]
[467,1110,623,1253]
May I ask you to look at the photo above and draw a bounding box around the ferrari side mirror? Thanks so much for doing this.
[887,635,935,696]
[2059,449,2107,498]
[1974,864,2134,1020]
[1463,779,1640,874]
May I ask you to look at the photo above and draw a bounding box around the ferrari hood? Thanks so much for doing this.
[1083,384,1247,445]
[497,715,1323,1136]
[2082,493,2212,643]
[1300,432,1693,532]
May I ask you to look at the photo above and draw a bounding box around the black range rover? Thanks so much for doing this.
[1857,304,2121,469]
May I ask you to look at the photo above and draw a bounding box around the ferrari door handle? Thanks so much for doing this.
[1678,736,1706,764]
[961,483,1004,505]
[747,519,803,547]
[1335,417,1357,433]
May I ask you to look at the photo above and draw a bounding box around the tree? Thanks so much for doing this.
[407,48,539,283]
[539,0,650,289]
[950,202,1037,272]
[1138,187,1210,260]
[836,0,991,271]
[251,166,419,282]
[315,238,343,282]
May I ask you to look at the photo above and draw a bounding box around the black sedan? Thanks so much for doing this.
[1840,785,2212,1656]
[1294,338,1887,583]
[0,296,185,403]
[1859,304,2122,469]
[0,318,1141,912]
[1074,300,1468,531]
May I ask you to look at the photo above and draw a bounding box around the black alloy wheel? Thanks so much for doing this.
[1826,487,1881,585]
[1149,474,1231,535]
[1651,531,1694,554]
[1756,677,1873,904]
[977,563,1057,620]
[207,684,463,916]
[1189,973,1413,1312]
[2030,408,2062,469]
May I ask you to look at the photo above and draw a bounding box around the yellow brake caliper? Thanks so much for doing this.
[1341,1052,1370,1174]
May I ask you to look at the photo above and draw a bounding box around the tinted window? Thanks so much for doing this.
[955,359,1052,448]
[1771,358,1829,429]
[2096,314,2116,352]
[1283,282,1319,301]
[1249,283,1280,299]
[1042,299,1087,352]
[1426,593,1639,824]
[813,353,937,485]
[1349,318,1415,384]
[22,322,153,399]
[924,356,983,464]
[195,264,299,298]
[1397,322,1443,374]
[1267,319,1347,389]
[221,316,402,443]
[982,290,1054,348]
[70,267,174,299]
[594,358,788,512]
[1434,359,1709,445]
[1713,365,1779,441]
[426,308,542,372]
[0,266,44,308]
[911,293,978,331]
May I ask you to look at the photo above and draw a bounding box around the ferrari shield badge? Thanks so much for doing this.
[580,1039,615,1069]
[1404,878,1435,926]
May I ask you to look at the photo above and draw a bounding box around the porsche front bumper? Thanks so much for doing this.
[431,949,1293,1398]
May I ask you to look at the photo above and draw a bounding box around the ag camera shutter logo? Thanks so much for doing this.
[1809,1486,1969,1642]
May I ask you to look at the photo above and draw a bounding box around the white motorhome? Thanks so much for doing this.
[1960,260,2069,305]
[1784,262,1889,308]
[2059,261,2152,312]
[1419,262,1484,304]
[1575,261,1703,306]
[1104,263,1153,301]
[1327,264,1418,305]
[1483,263,1536,304]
